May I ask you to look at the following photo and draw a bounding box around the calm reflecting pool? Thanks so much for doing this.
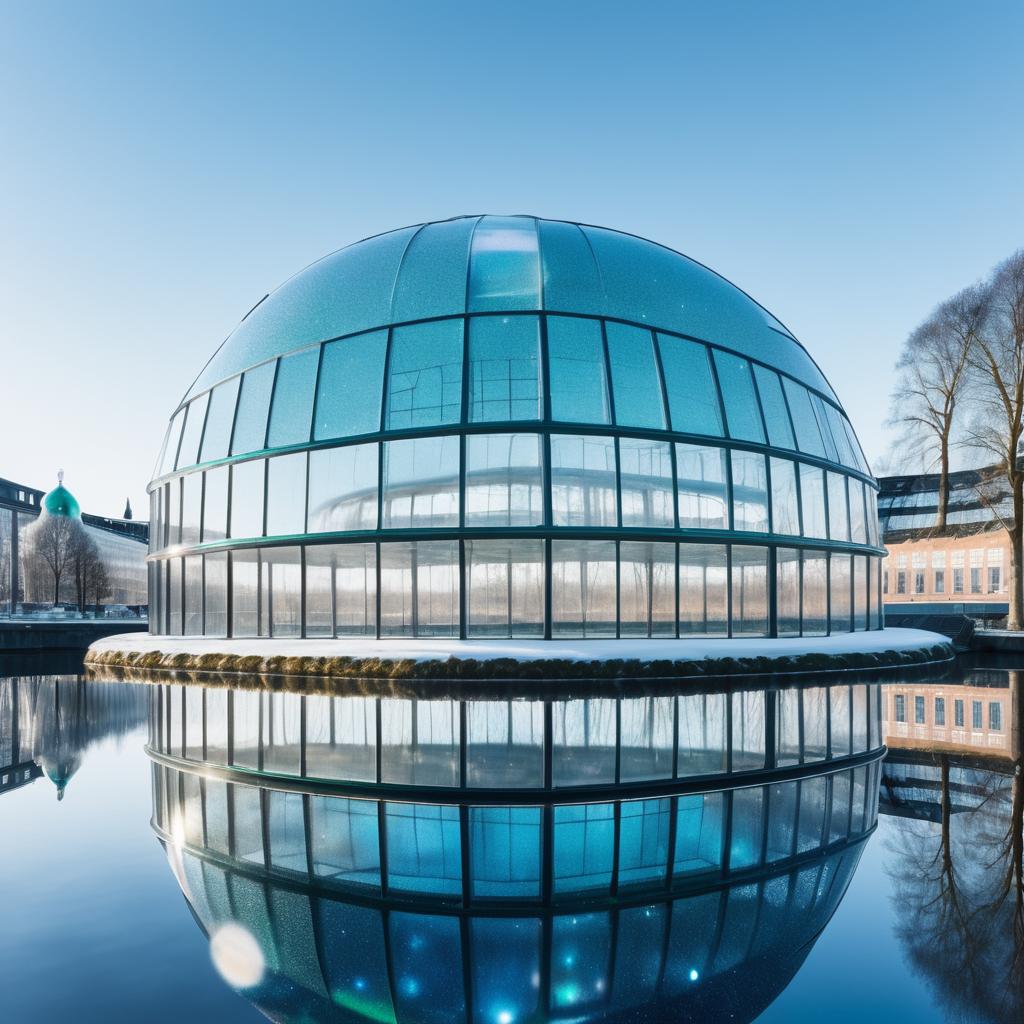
[1,656,1021,1023]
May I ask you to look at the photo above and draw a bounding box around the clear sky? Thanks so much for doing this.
[1,1,1021,518]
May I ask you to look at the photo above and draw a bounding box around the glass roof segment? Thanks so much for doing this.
[537,219,607,314]
[468,216,541,311]
[391,217,478,324]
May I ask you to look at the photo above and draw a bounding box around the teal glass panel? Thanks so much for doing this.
[314,329,387,440]
[199,376,240,462]
[605,322,665,429]
[391,217,477,322]
[657,334,723,436]
[823,400,857,467]
[752,365,796,449]
[553,802,615,894]
[537,219,605,314]
[386,320,463,428]
[712,350,765,443]
[175,393,209,470]
[385,803,462,896]
[469,918,542,1023]
[469,806,542,898]
[311,796,381,889]
[673,793,725,875]
[811,394,840,462]
[188,225,416,398]
[468,216,540,311]
[468,315,541,421]
[618,798,671,887]
[551,912,612,1011]
[781,377,825,457]
[230,459,265,539]
[230,361,276,455]
[267,347,318,448]
[729,787,764,870]
[843,415,871,474]
[317,903,392,1018]
[547,315,611,424]
[389,913,465,1023]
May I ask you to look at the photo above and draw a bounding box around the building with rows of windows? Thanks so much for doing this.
[146,216,883,642]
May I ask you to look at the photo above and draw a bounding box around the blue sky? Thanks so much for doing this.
[1,1,1021,516]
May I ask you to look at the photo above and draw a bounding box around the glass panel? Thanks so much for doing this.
[765,782,798,862]
[464,433,543,527]
[381,700,460,787]
[830,553,851,633]
[811,394,840,463]
[770,458,800,536]
[547,315,610,424]
[380,540,459,637]
[551,539,617,637]
[676,443,728,530]
[231,549,261,637]
[265,452,307,537]
[783,378,827,458]
[230,361,276,455]
[537,219,605,314]
[202,465,228,541]
[550,911,612,1009]
[777,548,801,636]
[308,542,377,636]
[802,550,828,636]
[824,402,858,468]
[619,541,676,637]
[183,554,203,635]
[392,217,477,322]
[466,539,544,637]
[386,320,463,428]
[620,696,674,781]
[712,350,765,443]
[619,437,674,527]
[180,471,202,547]
[305,696,376,781]
[552,803,614,894]
[605,322,665,429]
[204,551,227,636]
[550,434,617,526]
[314,330,387,440]
[385,804,462,896]
[618,798,671,888]
[854,555,868,630]
[678,543,728,636]
[267,347,318,447]
[730,450,768,533]
[732,690,766,770]
[310,796,381,889]
[827,472,850,542]
[159,409,186,477]
[307,442,378,533]
[229,459,265,539]
[200,377,240,463]
[674,793,724,875]
[731,545,768,636]
[466,700,544,788]
[657,334,723,435]
[468,314,541,421]
[849,479,868,544]
[176,393,209,470]
[753,365,796,449]
[729,787,764,870]
[264,547,302,637]
[799,465,827,539]
[468,215,540,311]
[469,807,542,899]
[382,435,460,528]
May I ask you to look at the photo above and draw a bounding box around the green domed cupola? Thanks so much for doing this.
[42,470,80,519]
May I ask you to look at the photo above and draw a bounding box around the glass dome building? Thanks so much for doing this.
[147,216,882,641]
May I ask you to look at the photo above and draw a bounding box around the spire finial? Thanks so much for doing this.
[58,468,64,486]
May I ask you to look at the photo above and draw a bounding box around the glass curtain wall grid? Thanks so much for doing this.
[148,310,881,640]
[150,682,882,913]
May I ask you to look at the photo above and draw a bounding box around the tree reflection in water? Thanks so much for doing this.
[881,668,1024,1023]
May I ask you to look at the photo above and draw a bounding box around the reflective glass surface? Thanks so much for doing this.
[386,320,463,428]
[468,315,541,421]
[266,347,318,448]
[658,333,724,436]
[547,315,611,424]
[315,330,388,440]
[230,361,276,456]
[605,322,666,429]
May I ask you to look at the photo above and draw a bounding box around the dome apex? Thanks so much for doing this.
[42,470,80,519]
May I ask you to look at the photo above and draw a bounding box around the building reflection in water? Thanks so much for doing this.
[881,667,1024,1023]
[148,678,884,1023]
[0,668,147,799]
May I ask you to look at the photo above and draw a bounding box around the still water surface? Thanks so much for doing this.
[0,654,1019,1023]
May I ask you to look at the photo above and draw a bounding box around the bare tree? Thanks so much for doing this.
[68,527,110,612]
[889,286,985,526]
[966,251,1024,630]
[27,515,78,606]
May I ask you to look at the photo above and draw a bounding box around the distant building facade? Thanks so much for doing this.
[878,465,1011,619]
[0,474,149,614]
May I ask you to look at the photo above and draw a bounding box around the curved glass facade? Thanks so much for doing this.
[148,217,882,639]
[149,678,881,1022]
